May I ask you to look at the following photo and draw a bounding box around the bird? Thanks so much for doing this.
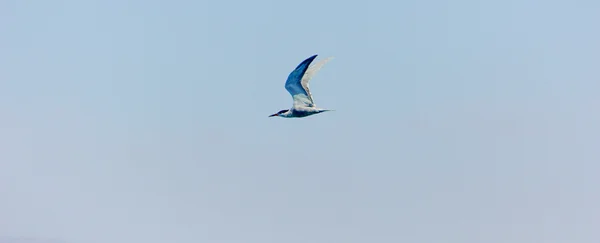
[269,54,334,118]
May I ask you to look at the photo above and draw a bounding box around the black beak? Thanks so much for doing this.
[269,113,278,117]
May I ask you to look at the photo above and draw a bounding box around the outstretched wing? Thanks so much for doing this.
[285,55,318,107]
[301,56,333,104]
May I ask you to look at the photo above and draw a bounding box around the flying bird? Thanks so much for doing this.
[269,54,333,118]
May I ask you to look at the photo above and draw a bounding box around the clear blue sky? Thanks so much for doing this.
[1,0,599,243]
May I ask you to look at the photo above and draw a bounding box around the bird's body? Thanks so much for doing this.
[276,107,330,118]
[269,54,333,118]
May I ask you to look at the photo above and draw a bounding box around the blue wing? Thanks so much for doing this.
[285,55,318,107]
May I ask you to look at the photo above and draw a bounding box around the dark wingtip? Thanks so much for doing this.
[305,54,318,63]
[291,55,319,72]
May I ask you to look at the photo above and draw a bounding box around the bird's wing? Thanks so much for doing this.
[285,55,318,108]
[301,56,333,104]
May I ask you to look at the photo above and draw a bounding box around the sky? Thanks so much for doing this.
[1,0,599,243]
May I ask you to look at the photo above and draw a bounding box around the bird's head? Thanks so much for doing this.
[269,109,289,117]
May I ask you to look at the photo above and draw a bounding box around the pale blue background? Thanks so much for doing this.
[1,0,599,243]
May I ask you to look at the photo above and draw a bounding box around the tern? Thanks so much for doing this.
[269,54,334,118]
